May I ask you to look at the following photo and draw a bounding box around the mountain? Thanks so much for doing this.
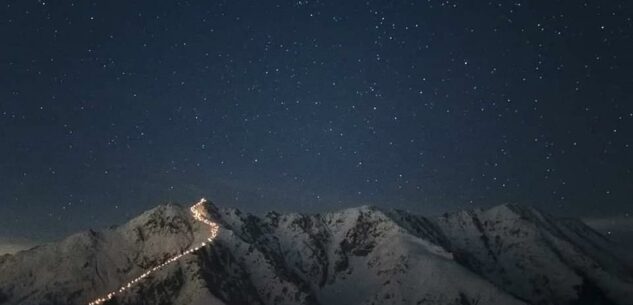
[0,201,632,305]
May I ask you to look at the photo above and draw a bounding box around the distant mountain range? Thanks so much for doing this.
[1,200,632,305]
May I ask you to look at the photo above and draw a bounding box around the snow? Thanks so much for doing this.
[0,201,631,305]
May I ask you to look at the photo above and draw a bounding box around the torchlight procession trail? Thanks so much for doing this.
[87,198,219,305]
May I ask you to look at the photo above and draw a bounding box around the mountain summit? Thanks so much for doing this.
[0,201,631,305]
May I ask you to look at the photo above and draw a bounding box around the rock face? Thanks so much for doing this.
[0,201,631,305]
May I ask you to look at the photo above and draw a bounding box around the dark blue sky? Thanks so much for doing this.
[1,0,632,241]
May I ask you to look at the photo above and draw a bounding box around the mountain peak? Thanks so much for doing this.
[0,200,631,305]
[486,202,542,218]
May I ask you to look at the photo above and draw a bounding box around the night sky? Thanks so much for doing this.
[1,1,632,242]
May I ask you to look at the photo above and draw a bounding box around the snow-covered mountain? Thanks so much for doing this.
[1,201,631,305]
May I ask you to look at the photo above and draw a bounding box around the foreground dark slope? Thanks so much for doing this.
[0,201,631,305]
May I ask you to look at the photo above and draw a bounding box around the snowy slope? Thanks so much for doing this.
[435,204,633,305]
[0,201,631,305]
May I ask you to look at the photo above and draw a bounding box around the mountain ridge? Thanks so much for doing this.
[1,200,632,305]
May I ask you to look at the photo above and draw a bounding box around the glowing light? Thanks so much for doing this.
[87,198,219,305]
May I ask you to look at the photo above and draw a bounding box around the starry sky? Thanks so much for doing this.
[1,0,632,242]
